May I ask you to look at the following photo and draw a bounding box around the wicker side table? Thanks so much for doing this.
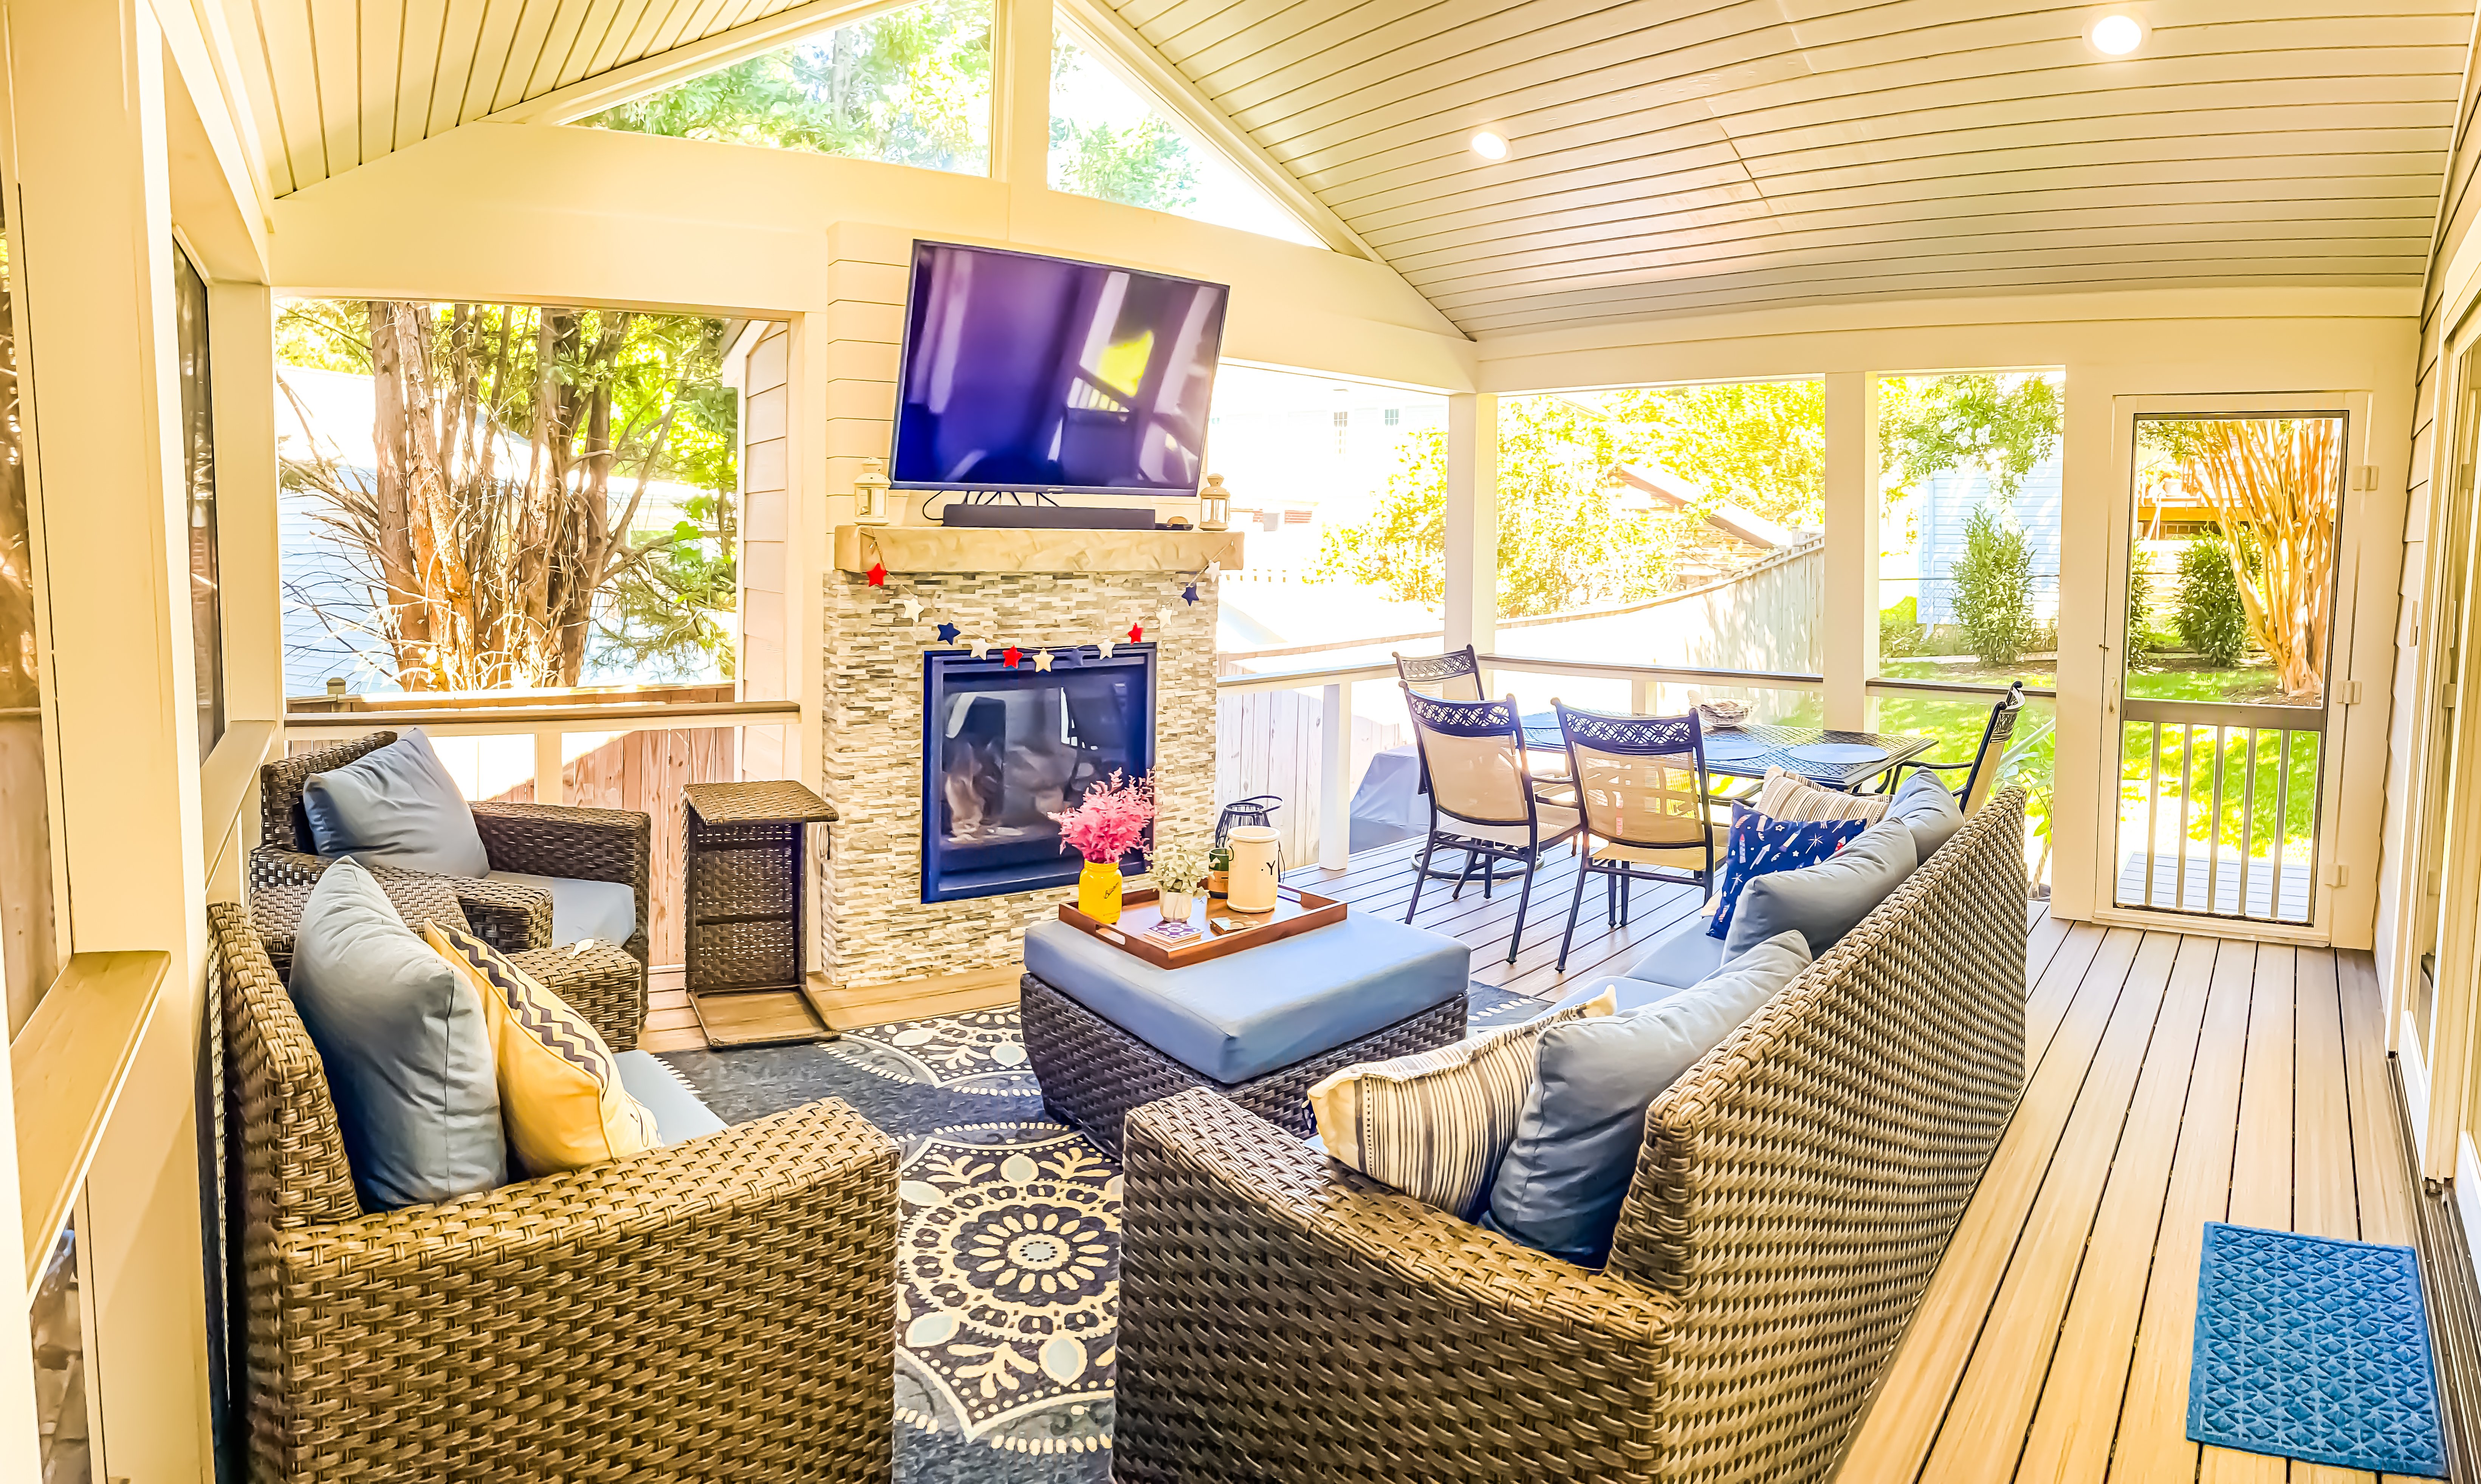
[683,780,839,1048]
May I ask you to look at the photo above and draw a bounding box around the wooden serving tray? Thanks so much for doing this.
[1058,885,1346,968]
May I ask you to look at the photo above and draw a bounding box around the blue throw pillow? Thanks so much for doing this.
[1488,930,1812,1266]
[1707,813,1866,940]
[289,858,505,1211]
[302,727,490,876]
[1723,815,1920,959]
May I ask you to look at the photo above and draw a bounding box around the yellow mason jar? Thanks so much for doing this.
[1077,860,1124,924]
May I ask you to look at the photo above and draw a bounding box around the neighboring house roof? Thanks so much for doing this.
[1611,465,1795,552]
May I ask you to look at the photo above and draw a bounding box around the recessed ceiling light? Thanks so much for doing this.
[2088,14,2144,54]
[1470,130,1510,160]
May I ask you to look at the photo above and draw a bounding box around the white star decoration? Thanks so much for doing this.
[1097,640,1116,659]
[1032,649,1056,671]
[897,596,924,622]
[1155,604,1175,624]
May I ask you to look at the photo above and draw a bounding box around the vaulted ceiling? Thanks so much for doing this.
[226,0,2478,337]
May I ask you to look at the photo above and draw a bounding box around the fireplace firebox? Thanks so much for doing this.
[920,646,1155,903]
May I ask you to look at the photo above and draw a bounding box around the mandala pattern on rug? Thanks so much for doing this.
[831,1007,1039,1094]
[894,1123,1119,1456]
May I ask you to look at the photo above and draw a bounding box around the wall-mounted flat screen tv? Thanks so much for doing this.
[890,241,1229,497]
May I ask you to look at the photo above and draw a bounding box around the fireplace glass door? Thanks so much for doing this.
[921,648,1154,902]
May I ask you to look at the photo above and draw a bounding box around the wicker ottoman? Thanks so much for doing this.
[1019,914,1469,1157]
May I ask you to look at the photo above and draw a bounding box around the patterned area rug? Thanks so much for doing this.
[660,982,1539,1483]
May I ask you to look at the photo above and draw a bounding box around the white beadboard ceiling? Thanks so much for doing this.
[229,0,834,197]
[228,0,2478,336]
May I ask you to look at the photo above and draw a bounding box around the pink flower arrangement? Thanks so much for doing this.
[1051,771,1155,863]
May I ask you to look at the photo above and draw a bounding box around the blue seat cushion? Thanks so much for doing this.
[615,1050,727,1145]
[1022,914,1469,1084]
[1723,815,1919,958]
[1490,930,1812,1266]
[1621,918,1729,990]
[289,858,505,1211]
[486,871,637,947]
[302,728,490,877]
[1888,766,1968,861]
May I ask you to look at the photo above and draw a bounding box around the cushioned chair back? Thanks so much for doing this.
[1402,688,1531,827]
[1605,787,2030,1480]
[259,731,398,854]
[212,901,362,1244]
[1959,683,2027,816]
[1555,704,1709,849]
[1394,646,1484,702]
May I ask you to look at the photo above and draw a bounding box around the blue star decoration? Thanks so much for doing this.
[1182,583,1200,605]
[935,621,961,644]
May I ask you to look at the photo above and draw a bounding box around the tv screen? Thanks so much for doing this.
[890,242,1229,497]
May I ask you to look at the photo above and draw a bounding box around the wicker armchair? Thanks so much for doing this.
[251,732,652,977]
[1114,788,2032,1484]
[211,900,899,1481]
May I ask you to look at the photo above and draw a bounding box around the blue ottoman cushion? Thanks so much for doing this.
[1022,914,1470,1084]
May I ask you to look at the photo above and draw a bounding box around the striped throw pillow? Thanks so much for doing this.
[1307,987,1617,1219]
[1755,765,1891,824]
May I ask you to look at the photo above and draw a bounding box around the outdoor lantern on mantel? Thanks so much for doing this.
[1199,473,1231,532]
[853,456,892,526]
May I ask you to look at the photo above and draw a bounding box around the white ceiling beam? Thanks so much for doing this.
[478,0,917,127]
[1052,0,1377,261]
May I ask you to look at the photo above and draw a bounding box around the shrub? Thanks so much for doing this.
[1880,595,1923,658]
[2126,559,2157,661]
[2175,537,2251,668]
[1951,504,2038,665]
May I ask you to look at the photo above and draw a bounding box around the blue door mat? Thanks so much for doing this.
[2188,1221,2448,1477]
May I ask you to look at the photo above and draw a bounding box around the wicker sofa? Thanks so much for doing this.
[211,900,900,1481]
[1112,787,2032,1484]
[251,731,652,987]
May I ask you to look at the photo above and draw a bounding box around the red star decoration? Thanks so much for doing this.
[866,561,887,587]
[1126,623,1144,644]
[1002,645,1023,668]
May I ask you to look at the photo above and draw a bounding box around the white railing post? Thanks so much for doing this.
[1631,676,1652,714]
[1320,682,1349,871]
[534,727,564,806]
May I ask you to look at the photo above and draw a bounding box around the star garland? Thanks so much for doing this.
[875,569,1206,671]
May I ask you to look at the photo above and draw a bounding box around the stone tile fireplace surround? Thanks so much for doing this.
[819,526,1243,990]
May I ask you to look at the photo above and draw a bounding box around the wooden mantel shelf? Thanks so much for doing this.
[833,524,1245,576]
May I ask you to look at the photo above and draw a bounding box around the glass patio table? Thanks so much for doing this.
[1520,714,1936,795]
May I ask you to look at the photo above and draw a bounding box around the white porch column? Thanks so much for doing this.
[10,0,215,1475]
[1443,392,1499,667]
[1822,372,1881,731]
[993,0,1056,189]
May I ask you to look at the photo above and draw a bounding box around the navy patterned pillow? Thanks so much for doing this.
[1708,813,1868,940]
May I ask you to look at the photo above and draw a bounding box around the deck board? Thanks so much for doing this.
[1282,838,2419,1484]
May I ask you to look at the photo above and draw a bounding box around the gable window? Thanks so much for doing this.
[578,0,993,177]
[1050,23,1320,245]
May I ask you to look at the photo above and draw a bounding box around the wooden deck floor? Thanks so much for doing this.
[1290,836,2424,1484]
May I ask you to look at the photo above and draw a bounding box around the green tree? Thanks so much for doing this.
[1605,380,1824,526]
[276,300,737,687]
[1879,373,2064,501]
[580,0,991,171]
[2176,535,2252,667]
[1951,505,2037,665]
[1316,398,1672,618]
[2126,559,2157,661]
[1050,115,1197,211]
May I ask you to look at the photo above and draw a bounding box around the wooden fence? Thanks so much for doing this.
[1215,688,1406,866]
[492,727,736,967]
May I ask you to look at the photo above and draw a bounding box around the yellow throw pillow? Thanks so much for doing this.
[425,922,658,1178]
[1307,987,1617,1219]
